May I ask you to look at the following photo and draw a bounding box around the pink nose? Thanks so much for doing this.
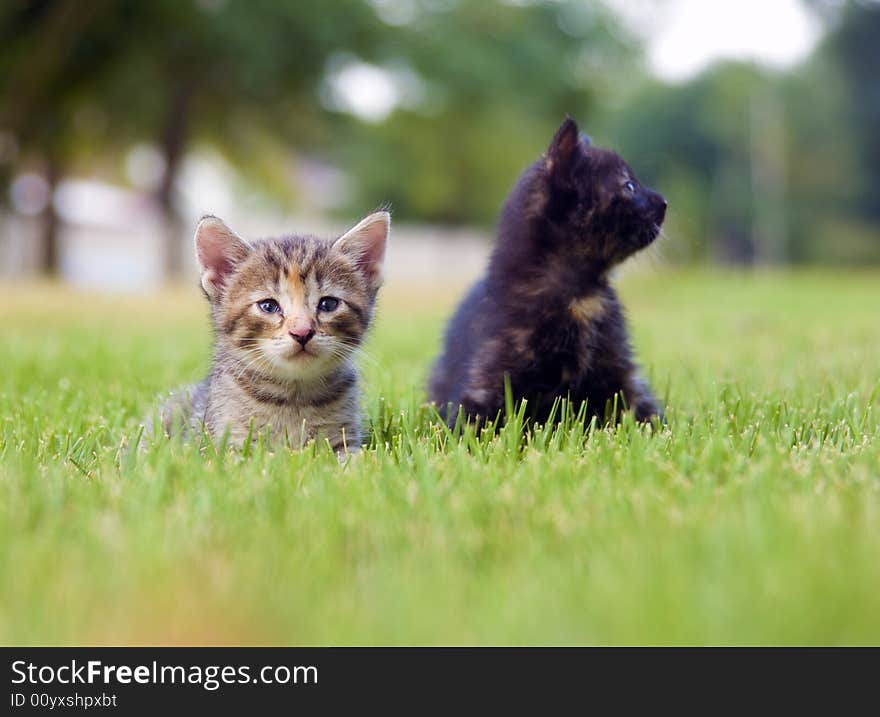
[289,327,315,346]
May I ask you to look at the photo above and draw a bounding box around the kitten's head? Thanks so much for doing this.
[539,118,667,267]
[195,212,389,382]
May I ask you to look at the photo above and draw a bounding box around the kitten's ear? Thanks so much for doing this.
[333,211,390,291]
[546,117,580,185]
[194,215,251,298]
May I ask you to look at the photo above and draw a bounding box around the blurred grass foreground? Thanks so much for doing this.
[1,270,879,645]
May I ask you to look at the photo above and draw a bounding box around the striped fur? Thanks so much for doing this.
[154,212,389,453]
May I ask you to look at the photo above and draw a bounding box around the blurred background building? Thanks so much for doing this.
[1,0,878,289]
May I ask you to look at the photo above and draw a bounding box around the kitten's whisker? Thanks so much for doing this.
[339,348,377,367]
[229,346,273,381]
[333,340,378,367]
[333,347,377,370]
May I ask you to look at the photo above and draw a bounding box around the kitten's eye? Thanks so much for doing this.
[317,296,340,312]
[624,181,636,193]
[258,299,281,314]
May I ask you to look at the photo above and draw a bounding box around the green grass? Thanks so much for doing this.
[1,269,879,645]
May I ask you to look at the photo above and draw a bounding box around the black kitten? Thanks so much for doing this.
[429,118,667,426]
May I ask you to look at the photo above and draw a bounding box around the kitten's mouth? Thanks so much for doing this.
[639,223,662,247]
[281,343,317,361]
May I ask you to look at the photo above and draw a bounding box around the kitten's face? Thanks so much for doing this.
[543,119,667,266]
[195,213,389,383]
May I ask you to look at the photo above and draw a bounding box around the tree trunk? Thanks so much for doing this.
[156,83,194,281]
[40,153,63,277]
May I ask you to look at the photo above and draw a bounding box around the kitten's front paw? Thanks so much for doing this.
[633,399,664,425]
[457,389,505,430]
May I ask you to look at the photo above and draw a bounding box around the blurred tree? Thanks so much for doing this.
[777,49,865,264]
[2,0,878,275]
[605,37,880,266]
[606,63,776,263]
[0,0,385,278]
[335,0,639,225]
[822,1,880,224]
[0,0,137,274]
[85,0,386,277]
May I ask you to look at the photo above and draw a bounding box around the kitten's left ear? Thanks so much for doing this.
[333,211,390,291]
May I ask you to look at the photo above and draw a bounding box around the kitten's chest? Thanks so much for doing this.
[249,402,321,446]
[519,299,618,391]
[206,374,358,448]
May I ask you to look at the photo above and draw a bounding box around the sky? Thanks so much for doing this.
[606,0,824,82]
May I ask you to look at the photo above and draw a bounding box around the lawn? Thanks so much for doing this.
[1,269,879,645]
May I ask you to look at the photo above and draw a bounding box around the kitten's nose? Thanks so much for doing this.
[289,327,315,346]
[656,196,668,223]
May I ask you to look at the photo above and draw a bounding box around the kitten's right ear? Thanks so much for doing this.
[194,215,251,298]
[546,117,580,185]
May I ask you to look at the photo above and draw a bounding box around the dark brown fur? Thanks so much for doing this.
[429,119,667,426]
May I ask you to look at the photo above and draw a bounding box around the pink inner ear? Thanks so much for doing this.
[195,217,249,289]
[199,240,232,278]
[336,212,389,287]
[358,227,387,271]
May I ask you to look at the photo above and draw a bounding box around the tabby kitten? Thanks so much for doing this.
[429,118,666,426]
[155,211,389,452]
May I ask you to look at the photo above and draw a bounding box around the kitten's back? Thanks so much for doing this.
[429,278,490,418]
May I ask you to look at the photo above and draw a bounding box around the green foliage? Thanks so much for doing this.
[602,66,770,262]
[0,0,132,157]
[336,0,638,223]
[1,0,879,264]
[2,271,879,644]
[823,1,880,222]
[0,0,387,199]
[598,0,880,265]
[0,0,637,214]
[340,108,551,224]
